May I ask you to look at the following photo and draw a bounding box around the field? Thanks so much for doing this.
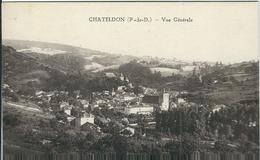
[3,101,53,119]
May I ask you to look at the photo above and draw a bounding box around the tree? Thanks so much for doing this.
[55,112,68,123]
[133,86,143,95]
[119,60,162,86]
[91,134,128,153]
[17,85,35,96]
[105,121,121,135]
[185,75,203,91]
[3,113,21,126]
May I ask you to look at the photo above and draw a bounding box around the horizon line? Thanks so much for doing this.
[3,38,259,64]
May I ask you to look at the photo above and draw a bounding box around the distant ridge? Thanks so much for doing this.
[3,39,108,56]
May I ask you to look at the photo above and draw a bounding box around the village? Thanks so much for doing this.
[2,44,259,154]
[45,72,190,136]
[3,72,199,141]
[3,60,259,155]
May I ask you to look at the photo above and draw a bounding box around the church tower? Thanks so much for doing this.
[161,89,169,111]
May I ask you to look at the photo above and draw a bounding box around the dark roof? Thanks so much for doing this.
[142,95,159,105]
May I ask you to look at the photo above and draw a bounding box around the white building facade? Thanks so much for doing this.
[160,93,169,111]
[74,114,95,127]
[124,105,154,115]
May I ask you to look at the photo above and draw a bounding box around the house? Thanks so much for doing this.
[40,139,52,145]
[96,99,106,104]
[103,90,110,96]
[144,88,158,96]
[120,127,135,137]
[117,86,126,92]
[3,84,10,89]
[123,94,137,101]
[169,102,177,109]
[67,116,76,123]
[81,122,101,133]
[125,77,130,83]
[105,72,116,78]
[128,83,134,88]
[83,104,89,109]
[59,101,73,115]
[124,103,154,115]
[120,74,125,81]
[80,99,89,105]
[72,113,95,127]
[64,106,72,115]
[177,98,186,104]
[60,101,70,110]
[81,99,90,108]
[111,88,116,96]
[212,104,227,113]
[249,121,256,127]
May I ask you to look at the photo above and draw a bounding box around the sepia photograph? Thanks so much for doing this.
[1,2,259,160]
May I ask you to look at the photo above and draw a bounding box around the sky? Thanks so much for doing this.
[2,2,259,63]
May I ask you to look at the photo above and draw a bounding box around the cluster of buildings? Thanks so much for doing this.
[32,90,95,127]
[33,79,188,127]
[127,89,188,114]
[5,72,191,138]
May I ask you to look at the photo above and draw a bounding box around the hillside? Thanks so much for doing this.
[3,39,107,56]
[2,40,259,154]
[185,62,259,105]
[2,45,123,96]
[3,40,197,74]
[2,46,63,90]
[3,40,258,106]
[3,40,136,73]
